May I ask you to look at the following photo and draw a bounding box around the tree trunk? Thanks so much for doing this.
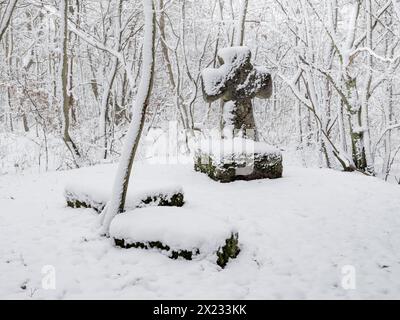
[101,0,156,234]
[236,0,249,46]
[60,0,81,164]
[0,0,18,43]
[360,0,374,174]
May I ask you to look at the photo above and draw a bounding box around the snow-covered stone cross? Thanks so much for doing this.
[196,46,282,183]
[201,46,272,141]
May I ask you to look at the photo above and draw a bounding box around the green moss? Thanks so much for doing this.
[66,199,105,213]
[195,152,283,183]
[114,238,200,261]
[141,192,185,207]
[114,232,240,269]
[170,249,200,261]
[194,154,217,180]
[66,191,185,213]
[216,233,240,268]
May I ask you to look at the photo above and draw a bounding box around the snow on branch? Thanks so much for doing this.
[349,47,400,64]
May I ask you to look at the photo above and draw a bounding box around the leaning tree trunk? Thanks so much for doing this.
[101,0,156,234]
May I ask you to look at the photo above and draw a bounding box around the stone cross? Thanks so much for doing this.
[201,46,272,141]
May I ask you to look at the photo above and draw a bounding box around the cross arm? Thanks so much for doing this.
[234,66,272,100]
[201,68,229,103]
[254,67,273,99]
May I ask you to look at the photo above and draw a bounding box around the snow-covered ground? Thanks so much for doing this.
[1,160,400,299]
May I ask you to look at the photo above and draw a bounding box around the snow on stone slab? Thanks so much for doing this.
[65,184,183,213]
[197,137,281,159]
[64,166,184,212]
[110,206,238,257]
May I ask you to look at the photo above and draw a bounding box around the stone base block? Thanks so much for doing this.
[65,189,184,213]
[194,151,283,183]
[114,233,239,269]
[110,207,240,268]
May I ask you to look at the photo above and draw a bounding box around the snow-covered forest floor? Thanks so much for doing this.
[1,157,400,300]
